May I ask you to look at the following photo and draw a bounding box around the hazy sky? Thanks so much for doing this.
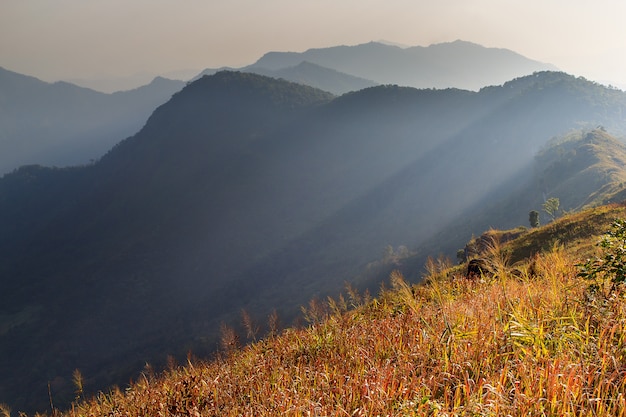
[3,0,626,88]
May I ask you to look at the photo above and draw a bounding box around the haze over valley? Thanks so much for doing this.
[0,40,559,175]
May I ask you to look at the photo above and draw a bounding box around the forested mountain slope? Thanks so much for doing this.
[2,71,626,412]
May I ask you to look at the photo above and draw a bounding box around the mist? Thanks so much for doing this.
[0,67,185,174]
[2,70,626,412]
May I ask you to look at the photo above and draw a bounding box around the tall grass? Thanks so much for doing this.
[32,238,624,417]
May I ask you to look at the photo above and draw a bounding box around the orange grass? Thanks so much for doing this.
[41,240,626,417]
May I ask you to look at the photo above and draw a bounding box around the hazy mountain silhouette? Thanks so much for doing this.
[244,61,377,95]
[67,68,200,93]
[2,71,626,413]
[250,40,559,90]
[0,67,185,174]
[194,61,375,95]
[193,40,557,94]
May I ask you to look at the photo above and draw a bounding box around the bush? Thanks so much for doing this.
[529,210,540,228]
[577,218,626,294]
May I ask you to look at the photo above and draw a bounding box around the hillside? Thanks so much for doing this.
[250,40,558,90]
[194,61,376,95]
[0,67,185,173]
[26,202,626,417]
[3,71,626,412]
[243,61,378,95]
[534,129,626,209]
[398,128,626,274]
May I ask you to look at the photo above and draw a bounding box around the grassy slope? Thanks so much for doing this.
[22,202,626,417]
[534,129,626,211]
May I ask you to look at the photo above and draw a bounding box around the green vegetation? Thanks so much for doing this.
[543,197,560,221]
[27,203,626,416]
[578,218,626,295]
[528,210,540,227]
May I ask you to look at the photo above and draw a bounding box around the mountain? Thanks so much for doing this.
[243,61,377,95]
[0,67,185,174]
[194,62,376,95]
[531,129,626,210]
[399,128,626,276]
[2,71,626,412]
[250,40,559,90]
[67,68,200,93]
[67,72,159,94]
[194,40,556,94]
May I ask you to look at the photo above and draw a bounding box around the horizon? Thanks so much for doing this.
[3,1,626,91]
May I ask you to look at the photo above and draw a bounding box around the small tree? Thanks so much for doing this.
[529,210,540,228]
[543,197,560,221]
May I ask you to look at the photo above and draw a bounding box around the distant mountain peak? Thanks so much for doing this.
[240,60,377,95]
[433,39,481,46]
[375,39,409,48]
[0,66,185,173]
[151,75,170,83]
[251,40,558,90]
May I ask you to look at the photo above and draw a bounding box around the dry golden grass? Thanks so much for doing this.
[49,251,626,415]
[27,204,626,416]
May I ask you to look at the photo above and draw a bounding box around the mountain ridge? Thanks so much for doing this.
[2,70,626,412]
[0,66,185,174]
[241,61,378,95]
[250,40,558,90]
[0,39,560,176]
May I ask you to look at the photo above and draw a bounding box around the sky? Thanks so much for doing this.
[3,0,626,90]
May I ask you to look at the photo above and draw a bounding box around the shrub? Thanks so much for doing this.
[577,218,626,294]
[529,210,540,228]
